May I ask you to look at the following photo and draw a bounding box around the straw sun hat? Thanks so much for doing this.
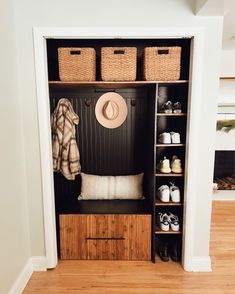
[95,92,128,129]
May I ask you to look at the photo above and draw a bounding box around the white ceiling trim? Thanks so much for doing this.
[195,0,225,16]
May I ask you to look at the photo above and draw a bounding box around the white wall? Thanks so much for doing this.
[13,0,223,267]
[0,0,30,293]
[221,50,235,77]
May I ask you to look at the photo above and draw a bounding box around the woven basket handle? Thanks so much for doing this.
[113,50,125,54]
[157,49,169,55]
[70,50,81,55]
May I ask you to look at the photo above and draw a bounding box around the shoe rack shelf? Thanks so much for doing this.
[155,173,184,177]
[155,226,182,234]
[155,200,183,206]
[154,80,189,263]
[156,113,187,117]
[156,144,185,147]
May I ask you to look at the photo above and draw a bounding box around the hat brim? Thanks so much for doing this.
[95,92,128,129]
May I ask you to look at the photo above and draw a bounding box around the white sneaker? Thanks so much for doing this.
[170,132,181,144]
[159,157,171,173]
[171,156,182,174]
[158,213,170,231]
[169,182,180,203]
[157,185,170,202]
[158,132,171,144]
[161,101,173,113]
[173,102,182,113]
[168,213,180,231]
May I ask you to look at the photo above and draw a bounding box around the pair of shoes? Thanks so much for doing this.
[157,212,180,232]
[161,101,182,114]
[158,156,183,174]
[157,183,180,203]
[158,132,180,144]
[158,238,181,262]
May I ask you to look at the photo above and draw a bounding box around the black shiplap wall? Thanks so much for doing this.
[50,87,153,203]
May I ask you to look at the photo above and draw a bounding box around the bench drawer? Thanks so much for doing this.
[60,214,151,260]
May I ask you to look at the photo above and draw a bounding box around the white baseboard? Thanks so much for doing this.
[8,256,47,294]
[8,259,33,294]
[191,256,212,272]
[31,256,47,271]
[213,190,235,201]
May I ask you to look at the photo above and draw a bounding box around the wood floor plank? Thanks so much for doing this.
[23,201,235,293]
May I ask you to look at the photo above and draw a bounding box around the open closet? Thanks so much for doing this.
[46,38,191,263]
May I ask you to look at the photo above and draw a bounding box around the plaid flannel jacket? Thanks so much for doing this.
[51,98,81,180]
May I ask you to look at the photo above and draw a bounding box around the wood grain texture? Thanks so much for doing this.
[60,214,151,260]
[24,202,235,293]
[49,80,189,89]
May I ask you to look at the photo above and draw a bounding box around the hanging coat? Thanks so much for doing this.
[51,98,81,180]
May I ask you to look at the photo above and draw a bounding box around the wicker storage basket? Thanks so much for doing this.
[144,47,181,81]
[101,47,137,81]
[58,47,96,81]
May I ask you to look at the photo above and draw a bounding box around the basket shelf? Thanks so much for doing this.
[49,80,188,89]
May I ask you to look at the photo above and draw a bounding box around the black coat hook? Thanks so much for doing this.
[85,99,92,107]
[131,99,136,107]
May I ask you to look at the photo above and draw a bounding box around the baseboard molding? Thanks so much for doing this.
[8,256,47,294]
[191,256,212,272]
[31,256,47,271]
[8,259,33,294]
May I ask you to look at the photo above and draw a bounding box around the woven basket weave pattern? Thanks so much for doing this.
[58,47,96,81]
[144,47,181,81]
[101,47,137,81]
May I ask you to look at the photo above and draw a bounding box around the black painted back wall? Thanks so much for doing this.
[50,86,155,206]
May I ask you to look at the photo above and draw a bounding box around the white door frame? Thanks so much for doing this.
[33,27,205,270]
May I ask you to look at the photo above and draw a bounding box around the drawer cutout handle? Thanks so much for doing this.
[86,237,125,240]
[157,49,169,55]
[114,50,125,54]
[70,50,81,55]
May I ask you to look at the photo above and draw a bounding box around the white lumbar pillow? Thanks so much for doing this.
[78,172,144,200]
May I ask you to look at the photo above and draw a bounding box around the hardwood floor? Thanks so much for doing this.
[24,201,235,294]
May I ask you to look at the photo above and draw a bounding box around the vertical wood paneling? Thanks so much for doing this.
[50,88,151,205]
[50,88,149,176]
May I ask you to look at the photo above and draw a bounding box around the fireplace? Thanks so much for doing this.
[214,151,235,190]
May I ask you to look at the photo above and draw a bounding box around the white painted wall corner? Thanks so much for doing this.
[8,256,47,294]
[31,256,47,272]
[8,259,32,294]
